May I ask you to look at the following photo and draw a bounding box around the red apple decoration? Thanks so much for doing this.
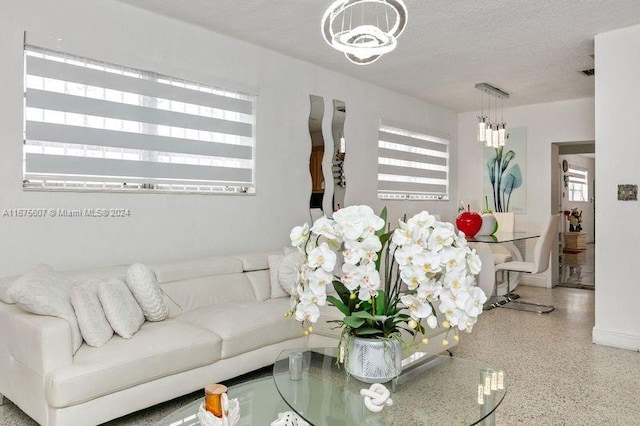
[456,205,482,238]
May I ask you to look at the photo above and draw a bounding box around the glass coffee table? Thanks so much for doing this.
[157,376,289,426]
[273,348,507,426]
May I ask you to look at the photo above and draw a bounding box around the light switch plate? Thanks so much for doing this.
[618,184,637,201]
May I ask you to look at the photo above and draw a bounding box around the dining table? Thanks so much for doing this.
[467,232,540,309]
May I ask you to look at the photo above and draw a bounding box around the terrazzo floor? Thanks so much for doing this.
[1,286,639,425]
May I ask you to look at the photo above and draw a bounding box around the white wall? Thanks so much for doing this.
[593,24,640,351]
[0,0,458,276]
[559,154,595,242]
[458,98,595,287]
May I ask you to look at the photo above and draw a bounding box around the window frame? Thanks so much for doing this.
[567,165,588,202]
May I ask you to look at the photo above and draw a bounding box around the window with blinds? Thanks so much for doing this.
[377,123,449,200]
[567,166,588,202]
[23,46,256,194]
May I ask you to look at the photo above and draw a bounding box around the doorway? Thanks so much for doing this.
[551,142,595,289]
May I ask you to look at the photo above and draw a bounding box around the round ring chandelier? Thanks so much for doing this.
[321,0,408,65]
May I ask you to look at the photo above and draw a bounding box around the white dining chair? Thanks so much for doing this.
[493,214,560,314]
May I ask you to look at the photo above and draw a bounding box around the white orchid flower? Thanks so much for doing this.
[307,242,337,272]
[299,286,327,306]
[427,226,454,252]
[333,206,368,240]
[394,244,423,266]
[341,262,364,291]
[440,247,467,270]
[407,211,436,230]
[290,223,310,247]
[400,265,427,290]
[401,294,433,320]
[308,268,333,298]
[311,217,340,240]
[417,279,443,302]
[464,286,487,317]
[466,249,482,275]
[295,301,320,323]
[413,251,442,275]
[392,221,414,246]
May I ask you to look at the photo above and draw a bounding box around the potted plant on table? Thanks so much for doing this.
[285,205,486,383]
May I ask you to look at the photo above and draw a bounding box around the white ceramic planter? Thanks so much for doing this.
[346,337,402,384]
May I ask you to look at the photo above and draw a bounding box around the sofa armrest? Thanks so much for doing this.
[0,303,73,376]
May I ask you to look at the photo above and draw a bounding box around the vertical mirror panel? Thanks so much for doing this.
[309,95,325,221]
[331,100,346,213]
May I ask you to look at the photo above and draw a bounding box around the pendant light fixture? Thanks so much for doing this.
[475,83,509,147]
[322,0,408,65]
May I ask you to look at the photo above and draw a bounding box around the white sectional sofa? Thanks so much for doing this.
[0,251,455,426]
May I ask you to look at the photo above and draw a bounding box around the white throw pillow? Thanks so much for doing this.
[8,266,83,353]
[126,264,168,322]
[71,280,113,347]
[268,255,288,299]
[278,252,304,296]
[98,278,145,339]
[0,275,18,304]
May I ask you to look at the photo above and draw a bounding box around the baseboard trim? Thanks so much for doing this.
[520,275,547,288]
[592,327,640,351]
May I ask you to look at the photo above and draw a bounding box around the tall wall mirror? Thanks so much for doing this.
[331,100,346,212]
[308,95,325,220]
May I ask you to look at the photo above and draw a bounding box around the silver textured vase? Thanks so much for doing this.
[345,337,402,383]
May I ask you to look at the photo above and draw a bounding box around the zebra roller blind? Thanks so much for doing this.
[23,46,256,193]
[377,123,449,200]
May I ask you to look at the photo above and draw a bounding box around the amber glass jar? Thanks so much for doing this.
[204,384,227,417]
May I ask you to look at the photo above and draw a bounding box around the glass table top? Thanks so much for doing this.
[468,231,539,243]
[273,348,507,426]
[157,376,289,426]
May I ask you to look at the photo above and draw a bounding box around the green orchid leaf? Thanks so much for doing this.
[332,280,352,306]
[375,206,388,238]
[343,316,366,329]
[327,295,350,317]
[376,290,387,315]
[375,230,394,270]
[352,311,377,321]
[355,327,383,336]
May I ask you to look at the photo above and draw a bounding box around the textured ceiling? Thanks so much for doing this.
[114,0,640,112]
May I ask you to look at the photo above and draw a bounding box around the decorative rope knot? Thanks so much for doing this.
[360,383,394,413]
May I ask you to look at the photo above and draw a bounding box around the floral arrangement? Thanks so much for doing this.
[285,205,486,346]
[563,208,583,232]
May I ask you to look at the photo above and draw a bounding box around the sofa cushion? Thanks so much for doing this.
[177,299,301,359]
[126,264,168,322]
[233,251,278,272]
[150,256,243,284]
[245,270,271,302]
[61,265,129,284]
[46,320,222,408]
[71,280,113,347]
[98,279,145,339]
[160,272,258,312]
